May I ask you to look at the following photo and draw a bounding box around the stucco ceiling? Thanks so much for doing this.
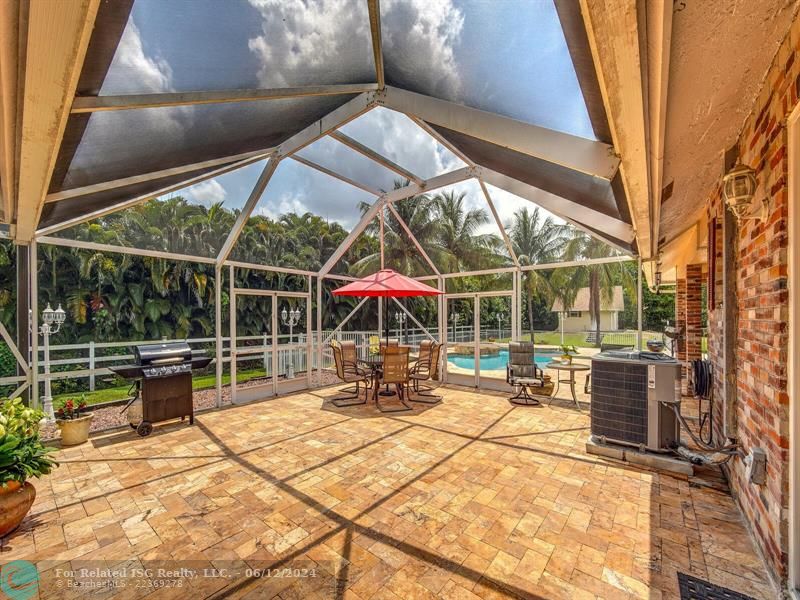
[659,0,798,246]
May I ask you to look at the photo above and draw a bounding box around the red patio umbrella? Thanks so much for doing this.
[332,269,442,348]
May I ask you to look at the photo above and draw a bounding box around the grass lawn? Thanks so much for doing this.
[52,368,269,407]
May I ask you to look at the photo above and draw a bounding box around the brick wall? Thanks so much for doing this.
[703,14,796,584]
[674,265,703,388]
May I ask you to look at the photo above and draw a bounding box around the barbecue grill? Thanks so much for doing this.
[109,342,212,436]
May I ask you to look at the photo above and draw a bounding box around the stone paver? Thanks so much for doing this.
[0,385,776,599]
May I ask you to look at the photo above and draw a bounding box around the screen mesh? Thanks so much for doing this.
[380,0,594,138]
[60,95,354,190]
[100,0,376,94]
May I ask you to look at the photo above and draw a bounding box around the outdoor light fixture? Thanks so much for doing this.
[281,306,302,379]
[722,163,766,222]
[37,303,67,422]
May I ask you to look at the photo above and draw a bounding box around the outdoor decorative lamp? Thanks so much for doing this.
[394,310,407,343]
[722,163,766,222]
[39,303,67,422]
[496,312,505,339]
[281,306,301,379]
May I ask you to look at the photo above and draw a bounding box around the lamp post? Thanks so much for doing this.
[560,310,568,345]
[39,303,66,422]
[496,312,505,340]
[281,306,301,379]
[452,312,460,342]
[394,310,407,344]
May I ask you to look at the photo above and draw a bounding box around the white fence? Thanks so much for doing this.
[20,326,654,392]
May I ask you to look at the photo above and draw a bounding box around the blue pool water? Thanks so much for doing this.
[448,349,555,370]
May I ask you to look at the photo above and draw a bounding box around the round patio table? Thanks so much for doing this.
[545,362,590,411]
[358,357,383,403]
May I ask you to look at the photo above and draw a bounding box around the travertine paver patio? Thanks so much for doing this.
[0,385,775,599]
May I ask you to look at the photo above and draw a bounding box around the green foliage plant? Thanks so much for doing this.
[0,398,58,487]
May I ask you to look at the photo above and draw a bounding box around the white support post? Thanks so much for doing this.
[215,264,222,407]
[511,271,518,341]
[379,204,385,269]
[386,202,440,276]
[637,256,643,350]
[319,196,386,277]
[30,242,38,409]
[322,297,371,345]
[88,341,95,391]
[316,276,323,384]
[272,294,278,396]
[229,264,237,405]
[306,275,313,388]
[479,179,519,267]
[391,298,435,341]
[216,158,280,265]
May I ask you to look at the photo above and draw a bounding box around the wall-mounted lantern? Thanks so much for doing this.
[722,163,767,222]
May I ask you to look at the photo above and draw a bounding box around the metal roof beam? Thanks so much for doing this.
[71,84,379,113]
[385,201,440,276]
[45,149,273,203]
[216,158,280,265]
[318,197,386,277]
[277,92,376,157]
[35,152,268,236]
[379,85,619,180]
[15,0,100,242]
[38,235,216,265]
[329,130,422,185]
[478,179,519,268]
[479,166,634,250]
[290,155,381,196]
[383,166,475,203]
[367,0,385,89]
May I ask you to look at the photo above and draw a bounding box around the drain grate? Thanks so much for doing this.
[678,573,757,600]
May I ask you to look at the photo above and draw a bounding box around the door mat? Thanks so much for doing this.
[678,573,757,600]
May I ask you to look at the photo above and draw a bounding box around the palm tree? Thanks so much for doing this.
[350,180,442,277]
[433,189,503,273]
[561,232,634,347]
[508,207,569,338]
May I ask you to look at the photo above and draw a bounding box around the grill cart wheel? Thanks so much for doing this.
[136,421,153,437]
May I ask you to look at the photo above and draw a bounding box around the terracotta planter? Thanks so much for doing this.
[0,480,36,538]
[56,413,94,446]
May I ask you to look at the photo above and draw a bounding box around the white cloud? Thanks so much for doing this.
[102,21,172,94]
[340,108,464,180]
[247,0,373,87]
[185,179,227,207]
[381,0,464,98]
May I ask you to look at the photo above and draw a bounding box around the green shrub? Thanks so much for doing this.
[0,398,58,487]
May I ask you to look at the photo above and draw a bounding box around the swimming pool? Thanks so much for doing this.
[448,349,555,371]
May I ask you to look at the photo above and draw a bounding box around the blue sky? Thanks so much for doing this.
[98,0,591,234]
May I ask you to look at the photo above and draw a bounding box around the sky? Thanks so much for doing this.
[89,0,591,236]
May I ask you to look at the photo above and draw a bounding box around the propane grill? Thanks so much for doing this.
[109,342,211,436]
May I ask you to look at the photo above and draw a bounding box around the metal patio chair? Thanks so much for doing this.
[377,345,413,412]
[330,341,371,407]
[409,339,442,404]
[506,341,547,406]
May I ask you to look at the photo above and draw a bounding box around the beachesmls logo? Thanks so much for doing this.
[0,561,39,599]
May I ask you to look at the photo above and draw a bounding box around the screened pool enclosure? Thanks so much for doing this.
[0,0,645,419]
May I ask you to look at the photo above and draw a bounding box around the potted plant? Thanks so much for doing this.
[55,395,93,446]
[0,398,58,537]
[558,345,579,364]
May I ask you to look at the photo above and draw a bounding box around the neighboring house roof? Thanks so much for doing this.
[551,286,624,312]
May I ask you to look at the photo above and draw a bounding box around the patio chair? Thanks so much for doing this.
[377,345,413,412]
[409,340,442,404]
[330,341,371,407]
[506,341,547,406]
[368,335,381,356]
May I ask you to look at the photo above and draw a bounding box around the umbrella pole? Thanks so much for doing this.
[380,295,394,396]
